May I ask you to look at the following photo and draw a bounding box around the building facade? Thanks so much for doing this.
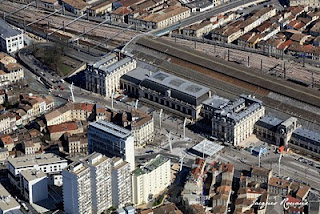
[122,70,211,120]
[112,157,132,208]
[132,155,171,205]
[85,54,137,97]
[202,95,265,146]
[290,128,320,155]
[88,120,135,171]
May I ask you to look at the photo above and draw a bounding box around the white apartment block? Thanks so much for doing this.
[63,153,114,214]
[132,155,171,205]
[202,94,265,146]
[290,0,320,7]
[20,170,48,204]
[62,161,92,214]
[88,120,135,171]
[112,157,132,208]
[82,153,112,214]
[85,53,137,97]
[7,153,68,190]
[0,19,24,54]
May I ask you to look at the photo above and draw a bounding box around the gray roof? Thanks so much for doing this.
[292,128,320,145]
[0,184,20,212]
[89,120,132,139]
[140,71,210,106]
[97,57,132,75]
[133,154,169,176]
[213,94,264,123]
[92,53,117,68]
[120,67,151,85]
[0,19,22,38]
[203,95,230,109]
[255,115,283,131]
[186,0,212,9]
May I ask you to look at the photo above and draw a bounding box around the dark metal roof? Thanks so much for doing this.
[0,19,22,38]
[255,115,283,131]
[292,128,320,146]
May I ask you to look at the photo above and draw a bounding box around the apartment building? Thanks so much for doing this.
[0,19,24,53]
[22,140,41,155]
[45,102,94,126]
[67,135,88,155]
[7,153,68,190]
[47,121,84,141]
[0,135,15,152]
[0,53,24,85]
[20,170,48,204]
[142,6,191,29]
[111,157,132,208]
[83,153,113,213]
[132,155,171,205]
[181,20,213,37]
[88,120,135,171]
[85,54,136,97]
[62,160,92,214]
[202,95,265,146]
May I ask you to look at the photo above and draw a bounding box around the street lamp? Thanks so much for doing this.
[183,118,187,139]
[159,109,163,130]
[278,154,282,177]
[111,90,115,110]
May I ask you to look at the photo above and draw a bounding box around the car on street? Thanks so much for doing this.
[145,150,154,154]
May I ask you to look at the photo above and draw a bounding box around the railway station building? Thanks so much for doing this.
[202,94,265,146]
[121,70,211,120]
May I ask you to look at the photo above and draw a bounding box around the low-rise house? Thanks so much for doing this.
[67,135,88,155]
[22,139,42,155]
[0,112,16,135]
[0,148,9,163]
[250,166,272,187]
[88,0,113,16]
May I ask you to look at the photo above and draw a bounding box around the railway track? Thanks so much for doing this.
[0,1,139,48]
[131,37,320,125]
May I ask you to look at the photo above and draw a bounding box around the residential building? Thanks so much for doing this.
[0,183,21,213]
[122,70,211,119]
[22,139,41,155]
[250,166,272,187]
[67,135,88,155]
[0,135,15,152]
[111,157,132,208]
[63,153,114,214]
[83,153,113,213]
[45,102,93,126]
[47,121,84,141]
[0,19,24,53]
[132,155,171,205]
[202,95,265,146]
[85,54,136,97]
[62,160,92,214]
[0,148,9,163]
[88,120,135,171]
[0,112,16,135]
[134,6,191,29]
[0,53,24,85]
[61,0,89,15]
[88,0,113,16]
[181,20,213,37]
[20,170,48,204]
[7,153,68,190]
[268,177,291,196]
[40,0,59,8]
